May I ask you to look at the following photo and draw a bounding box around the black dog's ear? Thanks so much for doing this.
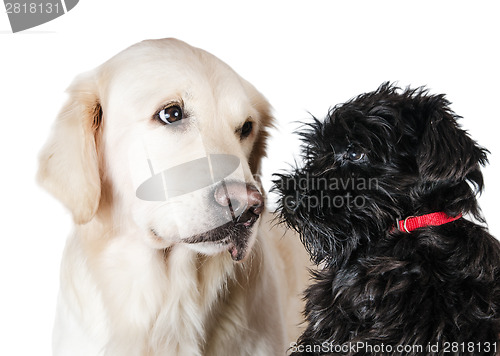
[416,95,488,183]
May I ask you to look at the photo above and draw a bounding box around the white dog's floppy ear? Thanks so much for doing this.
[37,72,102,224]
[249,98,275,176]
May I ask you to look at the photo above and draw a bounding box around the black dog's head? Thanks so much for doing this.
[274,83,488,266]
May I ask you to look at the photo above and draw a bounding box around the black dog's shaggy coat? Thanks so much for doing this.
[275,83,500,355]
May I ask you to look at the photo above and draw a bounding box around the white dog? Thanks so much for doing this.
[38,38,308,356]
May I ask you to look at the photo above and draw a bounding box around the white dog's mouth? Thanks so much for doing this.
[183,210,260,261]
[149,181,263,261]
[150,212,258,261]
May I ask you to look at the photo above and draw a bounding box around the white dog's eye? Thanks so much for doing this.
[346,147,365,161]
[158,105,183,124]
[239,121,253,139]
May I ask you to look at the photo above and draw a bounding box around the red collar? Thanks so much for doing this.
[397,212,462,233]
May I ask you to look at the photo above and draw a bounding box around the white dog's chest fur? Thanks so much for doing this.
[53,225,285,356]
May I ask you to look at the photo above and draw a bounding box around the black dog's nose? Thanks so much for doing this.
[214,182,264,219]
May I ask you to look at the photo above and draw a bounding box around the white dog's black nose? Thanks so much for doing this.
[214,182,264,220]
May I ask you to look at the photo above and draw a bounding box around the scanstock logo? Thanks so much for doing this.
[4,0,79,33]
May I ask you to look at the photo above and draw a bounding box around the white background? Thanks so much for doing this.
[1,1,498,354]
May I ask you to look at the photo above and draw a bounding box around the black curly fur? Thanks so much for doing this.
[274,83,500,355]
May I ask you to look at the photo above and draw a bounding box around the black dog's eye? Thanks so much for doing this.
[240,121,253,139]
[158,105,183,124]
[346,147,365,161]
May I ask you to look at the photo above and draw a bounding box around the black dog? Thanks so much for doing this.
[275,83,500,355]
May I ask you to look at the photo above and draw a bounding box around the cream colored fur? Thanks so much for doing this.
[39,38,308,356]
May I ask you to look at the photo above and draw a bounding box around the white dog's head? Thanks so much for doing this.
[38,38,273,261]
